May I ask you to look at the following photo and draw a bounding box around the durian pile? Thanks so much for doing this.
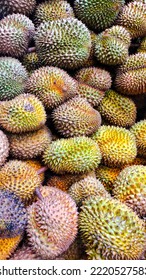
[0,0,146,260]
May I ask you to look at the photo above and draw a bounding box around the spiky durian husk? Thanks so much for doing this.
[92,125,137,167]
[52,97,101,137]
[94,26,131,65]
[116,1,146,38]
[77,83,105,107]
[0,14,35,57]
[34,0,74,27]
[0,0,36,17]
[75,66,112,91]
[0,189,27,238]
[8,126,52,159]
[74,0,125,31]
[10,243,41,260]
[79,196,146,260]
[68,174,110,205]
[113,165,146,217]
[97,90,136,127]
[27,186,78,259]
[0,57,28,101]
[0,235,22,260]
[130,120,146,158]
[22,52,40,74]
[95,165,121,192]
[115,53,146,95]
[0,94,46,133]
[26,66,78,110]
[43,137,101,174]
[35,18,91,70]
[0,160,41,203]
[0,130,9,168]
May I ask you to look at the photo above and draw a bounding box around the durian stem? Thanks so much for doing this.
[28,47,36,53]
[35,187,44,201]
[37,166,48,175]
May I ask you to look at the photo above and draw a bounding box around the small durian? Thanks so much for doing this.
[0,94,46,133]
[92,125,137,167]
[27,186,78,259]
[51,97,101,137]
[43,137,101,174]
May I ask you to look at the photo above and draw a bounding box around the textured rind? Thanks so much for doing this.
[97,90,136,127]
[0,94,46,133]
[137,37,146,53]
[59,236,84,260]
[75,67,112,91]
[26,67,78,110]
[95,165,121,192]
[77,83,105,107]
[0,0,36,16]
[25,160,45,183]
[116,1,146,38]
[68,175,110,205]
[113,165,146,217]
[0,160,41,202]
[35,18,91,69]
[74,0,125,31]
[0,190,27,238]
[0,130,9,168]
[34,0,75,26]
[43,137,102,174]
[0,14,35,57]
[0,235,22,260]
[79,196,146,260]
[92,125,137,167]
[115,53,146,95]
[52,97,101,137]
[10,243,41,260]
[8,126,52,159]
[94,26,130,65]
[27,186,78,259]
[0,57,28,101]
[22,52,40,74]
[130,120,146,158]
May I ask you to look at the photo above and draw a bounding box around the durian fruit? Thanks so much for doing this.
[113,165,146,217]
[47,172,94,192]
[0,235,22,260]
[0,160,41,203]
[22,52,40,74]
[132,157,146,165]
[130,120,146,158]
[8,126,52,159]
[58,236,84,260]
[35,18,91,69]
[97,89,136,127]
[82,31,97,67]
[0,189,27,238]
[115,53,146,95]
[27,186,78,259]
[26,66,78,110]
[116,1,146,39]
[137,37,146,53]
[0,0,36,17]
[95,165,121,192]
[79,196,146,260]
[0,57,28,101]
[52,97,101,137]
[0,14,35,57]
[43,137,102,174]
[75,67,112,91]
[94,26,131,65]
[74,0,125,32]
[0,94,46,133]
[0,130,9,168]
[77,83,105,107]
[68,174,110,206]
[10,243,41,260]
[34,0,75,27]
[25,160,45,183]
[92,125,137,167]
